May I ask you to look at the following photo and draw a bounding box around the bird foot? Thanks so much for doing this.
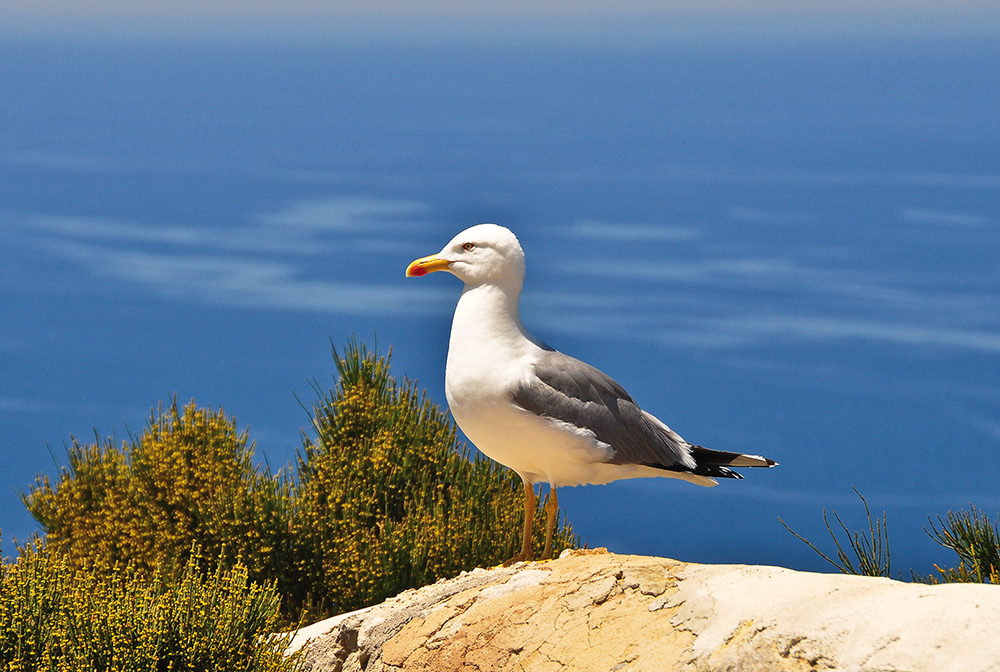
[501,552,533,567]
[500,551,557,567]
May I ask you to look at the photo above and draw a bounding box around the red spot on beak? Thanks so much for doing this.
[406,255,450,277]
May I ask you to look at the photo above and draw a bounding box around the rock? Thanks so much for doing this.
[283,549,1000,672]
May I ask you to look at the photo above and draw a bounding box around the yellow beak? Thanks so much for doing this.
[406,254,451,277]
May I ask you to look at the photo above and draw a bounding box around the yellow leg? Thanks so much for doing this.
[542,486,558,560]
[504,478,536,566]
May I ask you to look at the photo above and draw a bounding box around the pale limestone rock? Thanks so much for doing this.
[283,549,1000,672]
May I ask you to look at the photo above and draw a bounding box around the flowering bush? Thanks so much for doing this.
[20,339,578,624]
[0,546,301,672]
[292,340,577,614]
[24,399,294,588]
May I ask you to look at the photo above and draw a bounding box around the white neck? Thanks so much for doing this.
[450,282,527,354]
[445,281,545,397]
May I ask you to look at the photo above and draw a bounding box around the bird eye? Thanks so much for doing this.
[462,242,475,252]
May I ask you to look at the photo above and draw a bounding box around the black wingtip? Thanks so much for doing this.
[705,465,743,480]
[689,445,778,469]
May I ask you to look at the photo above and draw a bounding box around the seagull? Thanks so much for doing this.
[406,224,777,564]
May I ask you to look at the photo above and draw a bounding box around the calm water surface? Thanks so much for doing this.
[2,38,998,573]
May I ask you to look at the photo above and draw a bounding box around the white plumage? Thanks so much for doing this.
[407,223,776,563]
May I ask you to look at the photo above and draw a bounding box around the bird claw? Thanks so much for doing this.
[501,552,533,567]
[499,550,558,567]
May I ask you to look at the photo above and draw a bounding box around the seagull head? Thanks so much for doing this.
[406,224,526,289]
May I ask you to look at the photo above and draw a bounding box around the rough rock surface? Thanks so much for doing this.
[284,549,1000,672]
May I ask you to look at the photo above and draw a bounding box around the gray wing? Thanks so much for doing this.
[510,349,696,472]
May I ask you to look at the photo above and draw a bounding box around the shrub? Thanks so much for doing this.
[779,488,892,578]
[23,434,134,571]
[921,506,1000,584]
[781,490,1000,584]
[21,339,578,623]
[291,340,577,615]
[23,400,296,588]
[0,545,302,672]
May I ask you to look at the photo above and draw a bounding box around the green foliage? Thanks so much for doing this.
[23,400,294,587]
[779,488,892,578]
[0,545,302,672]
[783,490,1000,585]
[20,338,578,625]
[292,340,577,615]
[918,506,1000,584]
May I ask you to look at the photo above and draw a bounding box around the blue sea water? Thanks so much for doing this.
[1,37,998,575]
